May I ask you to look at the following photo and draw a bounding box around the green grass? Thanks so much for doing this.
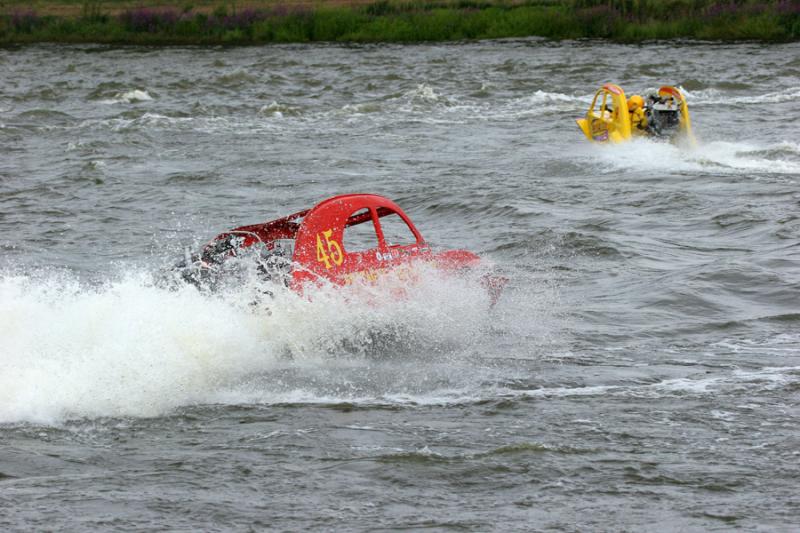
[0,1,797,45]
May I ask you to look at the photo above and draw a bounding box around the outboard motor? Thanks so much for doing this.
[645,94,682,138]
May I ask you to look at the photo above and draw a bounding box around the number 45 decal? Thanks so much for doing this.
[316,229,343,269]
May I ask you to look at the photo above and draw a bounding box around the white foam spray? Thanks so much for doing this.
[682,86,800,105]
[99,89,154,105]
[589,137,800,177]
[0,263,501,425]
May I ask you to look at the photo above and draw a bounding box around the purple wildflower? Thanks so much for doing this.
[119,8,179,33]
[10,9,41,32]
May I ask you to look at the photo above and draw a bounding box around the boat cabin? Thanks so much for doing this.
[194,194,480,291]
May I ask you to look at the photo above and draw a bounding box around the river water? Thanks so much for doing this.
[1,40,799,530]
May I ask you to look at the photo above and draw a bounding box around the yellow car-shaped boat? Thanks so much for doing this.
[576,83,695,145]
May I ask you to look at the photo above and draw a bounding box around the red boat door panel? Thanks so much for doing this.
[291,194,427,287]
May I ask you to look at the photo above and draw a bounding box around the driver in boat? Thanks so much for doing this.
[627,94,648,135]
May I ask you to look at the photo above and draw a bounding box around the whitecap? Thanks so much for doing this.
[527,89,583,105]
[589,137,800,177]
[677,86,722,102]
[687,86,800,105]
[100,89,154,105]
[404,83,442,103]
[259,101,302,117]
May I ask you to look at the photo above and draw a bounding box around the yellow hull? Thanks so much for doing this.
[577,84,694,146]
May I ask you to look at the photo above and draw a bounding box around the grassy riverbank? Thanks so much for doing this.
[1,0,798,44]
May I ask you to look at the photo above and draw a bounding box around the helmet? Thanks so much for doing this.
[628,95,644,111]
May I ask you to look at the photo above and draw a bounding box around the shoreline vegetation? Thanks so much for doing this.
[1,1,798,45]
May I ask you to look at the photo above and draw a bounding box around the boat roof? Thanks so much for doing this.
[203,193,422,254]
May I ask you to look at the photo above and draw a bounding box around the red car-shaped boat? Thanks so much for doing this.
[179,193,503,301]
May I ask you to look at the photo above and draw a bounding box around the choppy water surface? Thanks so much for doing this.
[1,40,799,530]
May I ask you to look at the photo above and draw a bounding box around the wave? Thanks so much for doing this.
[502,90,591,118]
[214,71,258,88]
[258,101,304,117]
[741,141,800,162]
[71,86,589,133]
[81,113,236,134]
[526,90,584,105]
[683,86,800,105]
[676,86,722,101]
[374,440,589,464]
[403,83,447,104]
[691,141,800,175]
[339,102,383,115]
[500,366,800,400]
[589,137,800,177]
[99,89,154,105]
[380,87,590,124]
[0,265,499,425]
[12,109,76,126]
